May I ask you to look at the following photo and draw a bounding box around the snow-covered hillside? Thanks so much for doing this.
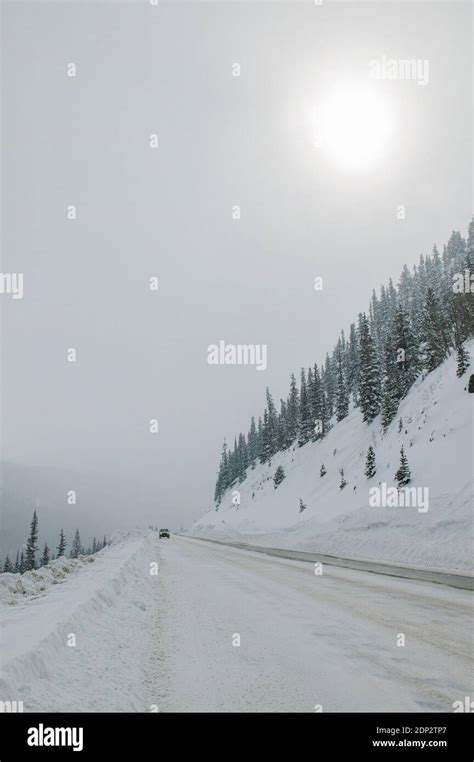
[191,343,474,572]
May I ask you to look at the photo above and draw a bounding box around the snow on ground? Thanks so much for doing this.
[0,530,161,711]
[144,536,473,712]
[192,343,474,572]
[1,532,472,712]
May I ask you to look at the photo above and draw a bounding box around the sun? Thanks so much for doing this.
[319,89,394,172]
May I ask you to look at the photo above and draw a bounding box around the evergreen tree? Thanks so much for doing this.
[358,313,381,423]
[92,537,97,554]
[421,288,449,371]
[339,468,347,490]
[456,342,470,377]
[310,363,323,438]
[3,555,13,573]
[40,543,50,567]
[57,529,67,557]
[298,369,312,447]
[286,373,300,444]
[364,445,376,478]
[70,529,82,559]
[273,465,286,488]
[265,388,279,457]
[395,446,411,487]
[247,417,258,467]
[25,510,39,571]
[298,498,307,513]
[19,551,26,574]
[14,551,20,574]
[320,463,326,477]
[335,355,349,421]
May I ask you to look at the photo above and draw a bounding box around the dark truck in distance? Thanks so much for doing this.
[159,528,170,539]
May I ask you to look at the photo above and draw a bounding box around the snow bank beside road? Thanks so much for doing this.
[0,531,161,711]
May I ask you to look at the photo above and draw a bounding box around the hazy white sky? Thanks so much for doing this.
[1,0,472,537]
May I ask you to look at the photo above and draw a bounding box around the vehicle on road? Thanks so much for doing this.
[159,528,170,539]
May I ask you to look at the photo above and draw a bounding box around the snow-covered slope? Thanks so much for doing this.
[191,342,473,572]
[0,530,161,711]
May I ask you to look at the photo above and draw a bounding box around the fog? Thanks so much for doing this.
[1,0,471,551]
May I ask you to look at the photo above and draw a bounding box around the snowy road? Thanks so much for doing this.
[150,535,473,712]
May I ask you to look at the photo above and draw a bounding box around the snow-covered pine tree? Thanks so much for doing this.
[70,529,82,559]
[364,445,376,478]
[247,417,258,467]
[320,463,327,477]
[346,323,360,406]
[273,465,285,488]
[381,337,399,431]
[265,388,279,458]
[358,313,381,423]
[310,363,323,439]
[298,369,312,447]
[92,537,97,554]
[339,468,347,490]
[335,354,349,421]
[421,288,449,371]
[392,308,419,398]
[3,555,13,573]
[40,543,50,567]
[25,510,39,571]
[322,354,335,417]
[395,446,411,487]
[57,528,67,557]
[19,551,25,574]
[456,342,470,377]
[286,373,300,445]
[14,551,20,573]
[259,409,270,463]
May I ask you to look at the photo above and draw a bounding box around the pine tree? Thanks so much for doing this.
[364,445,376,478]
[247,417,258,467]
[421,288,449,371]
[298,498,307,513]
[339,468,347,490]
[265,388,279,457]
[395,446,411,487]
[286,373,300,444]
[273,465,286,488]
[14,550,20,573]
[40,543,50,567]
[19,551,26,574]
[456,342,470,377]
[92,537,97,554]
[320,463,327,477]
[298,369,312,447]
[70,529,82,559]
[3,555,13,573]
[336,355,349,421]
[25,510,39,571]
[358,313,381,423]
[57,529,67,557]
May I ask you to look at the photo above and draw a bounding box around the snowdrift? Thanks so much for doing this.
[191,343,474,572]
[0,531,161,711]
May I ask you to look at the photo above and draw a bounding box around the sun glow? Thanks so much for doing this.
[319,89,395,172]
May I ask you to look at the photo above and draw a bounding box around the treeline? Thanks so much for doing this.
[214,222,473,504]
[0,510,107,574]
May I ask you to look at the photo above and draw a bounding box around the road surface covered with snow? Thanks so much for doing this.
[2,532,470,712]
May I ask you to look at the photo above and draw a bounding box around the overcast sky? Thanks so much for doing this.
[1,0,472,536]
